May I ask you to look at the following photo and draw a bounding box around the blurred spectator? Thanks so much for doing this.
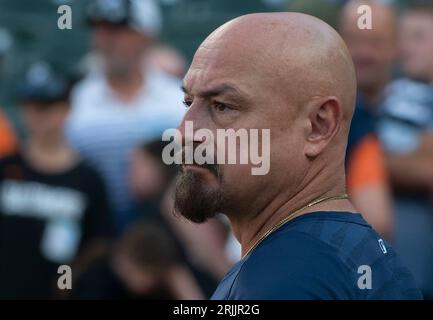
[339,0,395,238]
[377,1,433,298]
[399,0,433,83]
[72,220,204,300]
[341,0,398,106]
[128,140,177,211]
[148,45,187,79]
[0,62,113,299]
[66,0,185,231]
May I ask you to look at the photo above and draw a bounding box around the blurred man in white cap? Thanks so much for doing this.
[66,0,185,231]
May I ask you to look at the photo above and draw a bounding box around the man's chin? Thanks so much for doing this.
[174,170,223,223]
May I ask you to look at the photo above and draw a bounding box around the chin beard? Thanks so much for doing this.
[174,168,225,223]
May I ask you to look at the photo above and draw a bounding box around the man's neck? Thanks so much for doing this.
[229,169,356,257]
[25,136,77,173]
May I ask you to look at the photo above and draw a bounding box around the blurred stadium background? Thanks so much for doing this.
[0,0,432,300]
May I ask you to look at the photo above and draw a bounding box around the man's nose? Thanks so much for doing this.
[177,103,205,142]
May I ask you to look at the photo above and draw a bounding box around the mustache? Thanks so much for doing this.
[176,143,220,177]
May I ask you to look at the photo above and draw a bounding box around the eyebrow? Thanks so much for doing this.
[181,83,244,99]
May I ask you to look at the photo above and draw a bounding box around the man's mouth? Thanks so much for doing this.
[181,163,219,177]
[182,164,212,173]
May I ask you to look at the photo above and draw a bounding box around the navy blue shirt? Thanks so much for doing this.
[212,211,422,300]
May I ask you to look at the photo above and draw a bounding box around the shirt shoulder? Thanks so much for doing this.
[228,230,355,300]
[224,212,422,300]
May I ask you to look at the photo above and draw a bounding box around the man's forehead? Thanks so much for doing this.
[182,59,255,100]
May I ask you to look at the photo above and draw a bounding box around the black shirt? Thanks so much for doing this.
[0,153,113,299]
[71,258,174,300]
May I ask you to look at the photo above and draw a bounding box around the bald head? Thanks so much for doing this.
[176,13,357,223]
[189,12,356,127]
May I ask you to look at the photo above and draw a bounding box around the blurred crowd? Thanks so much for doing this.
[0,0,432,300]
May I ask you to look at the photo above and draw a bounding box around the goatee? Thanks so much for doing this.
[174,167,225,223]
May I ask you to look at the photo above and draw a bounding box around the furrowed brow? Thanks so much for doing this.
[181,84,243,99]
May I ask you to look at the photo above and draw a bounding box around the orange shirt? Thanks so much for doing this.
[347,133,387,193]
[0,110,17,157]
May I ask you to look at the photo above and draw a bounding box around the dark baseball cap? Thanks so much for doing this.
[18,62,70,104]
[86,0,162,37]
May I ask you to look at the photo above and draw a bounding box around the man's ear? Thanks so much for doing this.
[303,96,342,158]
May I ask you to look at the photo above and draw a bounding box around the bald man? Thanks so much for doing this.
[175,13,421,299]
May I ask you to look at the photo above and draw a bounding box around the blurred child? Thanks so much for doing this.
[128,139,178,221]
[72,220,204,300]
[0,62,113,299]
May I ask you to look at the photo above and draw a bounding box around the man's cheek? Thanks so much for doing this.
[200,169,220,187]
[222,164,253,185]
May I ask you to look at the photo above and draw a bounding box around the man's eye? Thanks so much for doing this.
[182,100,192,108]
[213,102,230,112]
